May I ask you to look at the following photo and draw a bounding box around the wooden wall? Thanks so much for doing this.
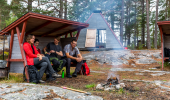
[164,35,170,49]
[10,34,24,73]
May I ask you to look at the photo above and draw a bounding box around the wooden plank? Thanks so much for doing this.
[76,29,81,41]
[56,29,78,37]
[6,59,24,62]
[65,33,69,38]
[85,29,96,47]
[70,32,73,37]
[7,29,14,68]
[16,27,20,41]
[26,21,52,35]
[1,16,30,35]
[30,14,89,27]
[20,21,27,43]
[41,24,71,37]
[159,25,164,70]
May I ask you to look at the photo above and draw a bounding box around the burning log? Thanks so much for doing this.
[96,77,125,91]
[102,77,119,87]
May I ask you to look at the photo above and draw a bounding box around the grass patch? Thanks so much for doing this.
[85,83,96,89]
[0,73,24,83]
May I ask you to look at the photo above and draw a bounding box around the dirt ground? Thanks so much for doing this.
[42,50,170,100]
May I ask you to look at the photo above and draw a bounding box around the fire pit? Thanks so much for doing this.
[96,77,125,91]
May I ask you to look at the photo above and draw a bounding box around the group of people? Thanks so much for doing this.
[23,34,83,83]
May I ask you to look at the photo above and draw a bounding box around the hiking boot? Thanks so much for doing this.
[72,72,77,77]
[39,80,45,83]
[52,73,61,78]
[66,74,72,78]
[46,77,56,81]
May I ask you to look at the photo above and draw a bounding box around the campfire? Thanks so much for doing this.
[96,77,125,91]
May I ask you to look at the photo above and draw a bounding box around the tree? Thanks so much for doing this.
[28,0,32,12]
[154,0,159,49]
[141,0,145,47]
[59,0,63,18]
[146,0,151,49]
[120,0,124,45]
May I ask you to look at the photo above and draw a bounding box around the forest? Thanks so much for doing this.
[0,0,166,49]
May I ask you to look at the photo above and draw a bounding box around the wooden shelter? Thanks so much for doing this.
[77,11,123,50]
[157,21,170,70]
[0,12,89,81]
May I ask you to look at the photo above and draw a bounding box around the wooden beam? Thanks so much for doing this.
[70,32,73,37]
[20,21,27,43]
[7,29,14,68]
[26,21,52,35]
[159,25,164,71]
[1,15,30,35]
[65,33,69,38]
[56,29,78,37]
[16,27,20,40]
[76,29,81,40]
[41,24,71,37]
[6,59,24,62]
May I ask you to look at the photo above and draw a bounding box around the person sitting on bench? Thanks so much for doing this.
[34,38,41,53]
[63,39,83,78]
[23,34,61,83]
[43,37,66,80]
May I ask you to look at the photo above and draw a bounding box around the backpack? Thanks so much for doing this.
[164,48,169,57]
[23,65,40,83]
[81,62,90,75]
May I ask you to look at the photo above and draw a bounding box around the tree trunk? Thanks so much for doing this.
[125,6,128,47]
[137,23,139,47]
[134,1,137,49]
[59,0,63,18]
[111,12,114,31]
[28,0,32,12]
[141,0,145,47]
[120,0,124,45]
[154,0,159,49]
[127,6,130,46]
[146,0,151,49]
[64,0,67,20]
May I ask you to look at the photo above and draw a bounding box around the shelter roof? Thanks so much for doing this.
[157,21,170,35]
[0,12,89,37]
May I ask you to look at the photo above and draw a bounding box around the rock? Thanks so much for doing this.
[110,68,136,72]
[135,73,144,75]
[53,98,62,100]
[85,96,103,100]
[96,84,104,90]
[154,80,162,86]
[136,58,157,64]
[116,84,121,89]
[119,83,126,88]
[104,87,115,91]
[152,53,161,58]
[151,73,166,76]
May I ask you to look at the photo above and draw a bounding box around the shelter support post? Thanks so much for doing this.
[70,32,73,37]
[159,25,164,71]
[20,21,27,44]
[65,33,69,38]
[16,23,29,82]
[7,29,14,69]
[76,29,81,41]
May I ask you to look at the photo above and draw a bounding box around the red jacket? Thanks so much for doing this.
[23,42,39,65]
